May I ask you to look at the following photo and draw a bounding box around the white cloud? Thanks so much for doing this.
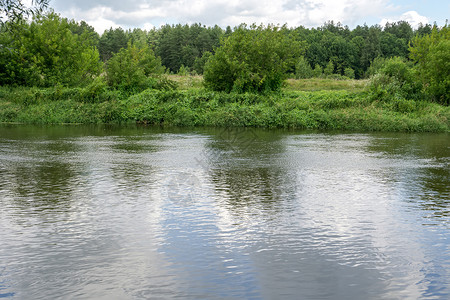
[380,11,429,28]
[51,0,428,33]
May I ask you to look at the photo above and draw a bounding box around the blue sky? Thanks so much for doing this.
[49,0,449,33]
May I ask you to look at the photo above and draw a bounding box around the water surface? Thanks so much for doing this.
[0,125,449,299]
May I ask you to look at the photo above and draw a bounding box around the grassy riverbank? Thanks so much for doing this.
[0,78,448,132]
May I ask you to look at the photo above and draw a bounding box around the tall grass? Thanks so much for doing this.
[284,78,369,92]
[0,85,448,132]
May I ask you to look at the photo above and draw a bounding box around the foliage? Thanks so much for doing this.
[295,56,313,79]
[367,57,422,101]
[323,60,334,76]
[68,19,99,47]
[193,51,212,74]
[204,24,305,93]
[344,67,355,79]
[1,86,448,132]
[98,27,128,62]
[409,25,449,105]
[177,64,189,76]
[312,64,323,77]
[365,56,387,78]
[0,12,102,87]
[155,23,223,73]
[105,41,165,91]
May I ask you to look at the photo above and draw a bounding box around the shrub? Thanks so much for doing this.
[323,60,334,76]
[365,56,386,78]
[295,56,313,79]
[410,25,449,105]
[0,12,102,87]
[193,51,212,74]
[105,41,165,91]
[344,68,355,79]
[312,64,323,78]
[203,24,305,93]
[368,57,422,101]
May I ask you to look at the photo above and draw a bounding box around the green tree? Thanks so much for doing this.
[324,59,334,76]
[344,67,355,79]
[105,41,165,91]
[384,21,413,41]
[193,51,212,74]
[409,25,450,104]
[368,56,421,101]
[204,24,305,93]
[312,63,323,77]
[98,27,128,62]
[0,12,102,86]
[380,32,408,58]
[415,23,433,37]
[68,19,99,47]
[295,56,313,79]
[360,26,382,72]
[155,23,223,73]
[127,28,149,48]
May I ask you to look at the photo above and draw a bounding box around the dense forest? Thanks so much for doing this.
[0,11,439,79]
[0,2,448,131]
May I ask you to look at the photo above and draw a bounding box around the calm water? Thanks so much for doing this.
[0,125,449,299]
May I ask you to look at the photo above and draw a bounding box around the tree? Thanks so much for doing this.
[105,41,165,91]
[193,51,212,74]
[409,25,450,104]
[155,23,223,73]
[344,67,355,79]
[415,23,433,37]
[0,12,102,86]
[360,26,382,72]
[380,32,408,58]
[323,59,334,76]
[68,19,99,47]
[312,64,323,77]
[204,24,305,93]
[384,21,413,41]
[295,56,313,79]
[368,57,421,101]
[98,27,128,62]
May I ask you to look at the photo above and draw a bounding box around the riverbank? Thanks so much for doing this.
[0,82,448,132]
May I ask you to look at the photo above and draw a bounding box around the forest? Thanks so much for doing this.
[0,1,448,131]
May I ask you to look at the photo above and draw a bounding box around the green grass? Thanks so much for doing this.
[167,74,204,90]
[168,75,369,92]
[0,84,448,132]
[284,78,369,92]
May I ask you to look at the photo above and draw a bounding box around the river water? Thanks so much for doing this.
[0,125,448,299]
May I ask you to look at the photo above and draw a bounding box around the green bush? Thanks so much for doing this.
[105,41,165,92]
[368,57,422,101]
[311,64,323,78]
[344,68,355,79]
[203,24,305,93]
[0,12,102,87]
[295,56,313,79]
[410,25,449,105]
[323,60,334,76]
[365,56,387,78]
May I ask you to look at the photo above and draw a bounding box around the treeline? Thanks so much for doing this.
[95,20,435,79]
[0,11,448,104]
[0,11,437,79]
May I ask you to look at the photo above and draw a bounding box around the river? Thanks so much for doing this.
[0,125,448,299]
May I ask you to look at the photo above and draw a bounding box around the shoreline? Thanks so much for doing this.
[1,85,448,133]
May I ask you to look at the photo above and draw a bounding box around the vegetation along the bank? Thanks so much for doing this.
[0,2,448,131]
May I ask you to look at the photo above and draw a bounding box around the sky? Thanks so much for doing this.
[48,0,449,33]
